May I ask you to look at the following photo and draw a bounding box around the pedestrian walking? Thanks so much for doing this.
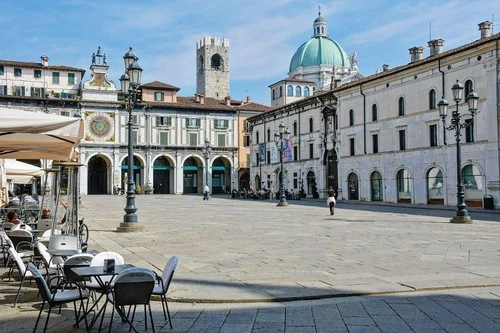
[326,186,336,215]
[203,184,210,200]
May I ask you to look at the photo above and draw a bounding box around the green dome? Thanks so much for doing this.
[289,36,351,73]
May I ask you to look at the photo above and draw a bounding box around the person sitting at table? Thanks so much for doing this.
[41,208,51,219]
[7,211,23,225]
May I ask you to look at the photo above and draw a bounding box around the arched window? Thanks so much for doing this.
[267,128,271,142]
[210,54,223,70]
[372,104,378,122]
[198,55,204,71]
[309,117,314,132]
[427,167,444,204]
[370,171,383,201]
[396,169,412,203]
[429,89,436,109]
[287,85,293,96]
[464,80,473,98]
[293,121,297,136]
[304,86,310,97]
[255,131,259,144]
[462,164,483,202]
[295,86,302,97]
[398,97,405,116]
[349,109,354,126]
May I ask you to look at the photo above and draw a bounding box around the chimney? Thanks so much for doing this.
[199,95,204,104]
[408,46,424,62]
[382,64,389,72]
[428,39,444,56]
[478,21,492,38]
[225,96,231,106]
[41,55,49,67]
[195,94,200,102]
[246,96,251,104]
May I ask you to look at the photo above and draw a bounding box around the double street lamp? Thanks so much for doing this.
[202,139,212,187]
[274,122,290,207]
[437,80,479,224]
[119,47,143,225]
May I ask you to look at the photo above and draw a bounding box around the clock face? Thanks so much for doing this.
[88,113,113,141]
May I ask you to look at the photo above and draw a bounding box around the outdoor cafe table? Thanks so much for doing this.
[71,264,135,331]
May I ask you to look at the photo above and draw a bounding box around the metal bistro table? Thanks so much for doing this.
[71,264,135,331]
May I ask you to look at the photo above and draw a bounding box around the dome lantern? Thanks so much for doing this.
[313,6,327,37]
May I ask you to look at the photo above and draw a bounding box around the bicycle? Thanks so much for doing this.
[79,218,89,247]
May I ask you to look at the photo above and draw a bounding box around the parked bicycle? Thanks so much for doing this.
[79,218,89,250]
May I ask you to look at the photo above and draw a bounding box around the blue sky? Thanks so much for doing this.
[2,0,499,106]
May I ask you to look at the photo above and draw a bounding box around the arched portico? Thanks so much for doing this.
[88,155,111,194]
[153,156,174,194]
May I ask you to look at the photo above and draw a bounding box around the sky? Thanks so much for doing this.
[2,0,499,106]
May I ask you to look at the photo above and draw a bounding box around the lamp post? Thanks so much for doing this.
[437,79,479,224]
[274,122,290,207]
[202,139,212,187]
[118,47,143,229]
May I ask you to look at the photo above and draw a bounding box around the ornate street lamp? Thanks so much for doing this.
[202,139,212,187]
[119,47,143,228]
[438,80,479,223]
[274,122,290,207]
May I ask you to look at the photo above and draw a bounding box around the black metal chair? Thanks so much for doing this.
[107,267,156,333]
[28,262,89,333]
[152,256,178,328]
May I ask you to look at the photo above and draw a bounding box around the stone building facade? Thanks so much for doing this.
[196,36,230,100]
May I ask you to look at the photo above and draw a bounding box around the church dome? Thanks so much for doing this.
[289,11,350,74]
[289,36,350,73]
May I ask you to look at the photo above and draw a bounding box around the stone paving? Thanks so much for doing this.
[1,195,500,332]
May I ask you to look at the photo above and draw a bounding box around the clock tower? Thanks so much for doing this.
[196,36,230,100]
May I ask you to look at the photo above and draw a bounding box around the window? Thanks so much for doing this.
[429,89,436,109]
[34,70,42,78]
[287,85,293,96]
[279,86,283,97]
[255,131,260,144]
[267,128,270,141]
[464,80,473,98]
[304,86,310,97]
[186,118,200,128]
[52,72,60,84]
[372,134,379,153]
[0,85,7,95]
[266,150,270,164]
[293,145,298,161]
[430,124,438,147]
[68,73,75,85]
[128,129,138,145]
[132,115,138,125]
[399,129,406,150]
[398,97,405,116]
[372,104,378,122]
[30,87,45,98]
[214,119,229,129]
[350,138,355,156]
[14,68,22,77]
[60,111,70,117]
[159,132,169,145]
[189,132,198,146]
[217,133,226,147]
[243,135,250,147]
[154,91,164,101]
[295,86,302,97]
[465,119,474,143]
[12,86,25,96]
[0,65,4,75]
[309,117,313,132]
[309,143,313,159]
[293,122,297,136]
[349,109,354,126]
[272,89,276,100]
[156,116,171,127]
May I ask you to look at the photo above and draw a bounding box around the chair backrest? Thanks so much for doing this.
[63,253,94,282]
[11,224,32,232]
[37,219,52,232]
[8,247,31,278]
[160,256,179,293]
[8,229,33,251]
[2,222,15,233]
[35,241,65,268]
[113,268,155,306]
[89,252,124,285]
[27,263,53,302]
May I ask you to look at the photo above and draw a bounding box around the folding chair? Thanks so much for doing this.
[107,267,156,333]
[152,256,178,328]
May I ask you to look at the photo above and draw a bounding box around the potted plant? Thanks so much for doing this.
[135,185,142,194]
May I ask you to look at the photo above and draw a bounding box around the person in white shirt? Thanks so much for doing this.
[203,184,209,201]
